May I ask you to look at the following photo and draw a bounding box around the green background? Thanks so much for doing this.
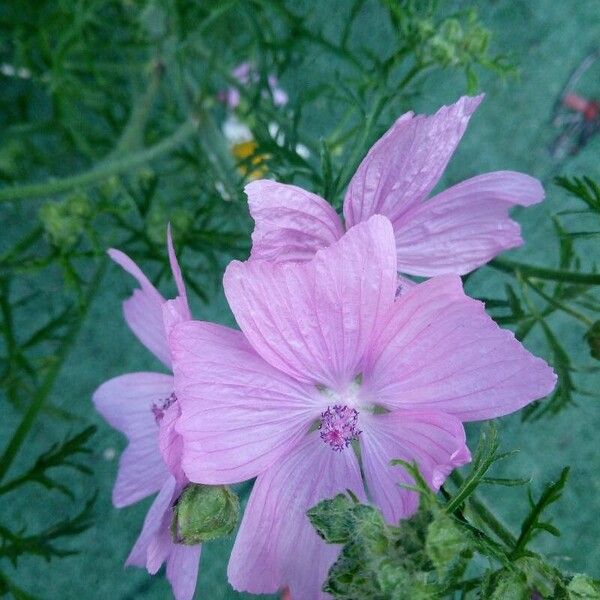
[2,1,600,597]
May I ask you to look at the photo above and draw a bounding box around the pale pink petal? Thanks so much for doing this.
[343,95,483,229]
[246,180,344,263]
[166,543,202,600]
[93,373,172,507]
[126,476,176,569]
[394,171,545,276]
[171,321,320,484]
[167,224,190,317]
[366,276,557,421]
[224,215,397,389]
[396,274,417,296]
[108,248,171,368]
[159,399,186,486]
[228,432,366,599]
[162,297,191,345]
[360,411,470,524]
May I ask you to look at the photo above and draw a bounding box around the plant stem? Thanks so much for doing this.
[491,257,600,285]
[0,263,105,483]
[449,471,517,549]
[0,119,198,202]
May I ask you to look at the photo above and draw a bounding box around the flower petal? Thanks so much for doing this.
[93,372,172,507]
[171,321,319,484]
[360,410,470,524]
[159,399,186,486]
[246,179,344,263]
[366,276,557,421]
[228,432,365,599]
[108,248,171,368]
[343,95,483,229]
[224,215,397,389]
[394,171,545,276]
[167,224,190,318]
[126,475,176,570]
[166,543,202,600]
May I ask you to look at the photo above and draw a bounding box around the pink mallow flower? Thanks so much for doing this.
[93,228,200,600]
[170,216,556,599]
[245,95,544,277]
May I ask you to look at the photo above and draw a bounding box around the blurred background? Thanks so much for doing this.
[1,1,599,598]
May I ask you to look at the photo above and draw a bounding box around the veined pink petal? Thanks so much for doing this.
[360,410,470,524]
[171,321,319,484]
[93,373,172,507]
[167,224,190,319]
[126,475,176,569]
[108,248,171,368]
[166,543,202,600]
[224,215,397,389]
[162,297,191,344]
[366,276,557,421]
[126,476,202,599]
[228,432,366,599]
[246,180,344,263]
[159,399,186,486]
[394,171,545,276]
[343,95,483,229]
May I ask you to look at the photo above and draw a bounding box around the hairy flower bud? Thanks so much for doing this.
[39,192,93,249]
[171,484,240,545]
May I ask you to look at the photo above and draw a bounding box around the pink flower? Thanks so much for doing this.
[220,62,289,109]
[246,95,544,277]
[93,227,200,600]
[170,216,556,599]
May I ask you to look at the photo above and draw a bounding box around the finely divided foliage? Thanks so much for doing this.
[1,2,599,599]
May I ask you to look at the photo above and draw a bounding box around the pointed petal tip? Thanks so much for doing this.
[460,93,485,113]
[166,223,188,303]
[107,247,126,265]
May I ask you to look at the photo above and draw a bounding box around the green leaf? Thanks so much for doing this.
[0,426,95,498]
[512,467,569,558]
[307,493,356,544]
[481,568,529,600]
[445,423,506,513]
[566,574,600,599]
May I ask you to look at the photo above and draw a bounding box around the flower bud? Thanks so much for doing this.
[171,484,239,545]
[39,191,93,249]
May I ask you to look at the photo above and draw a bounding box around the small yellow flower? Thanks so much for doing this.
[231,140,269,180]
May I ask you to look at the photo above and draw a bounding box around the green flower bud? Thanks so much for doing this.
[39,191,93,249]
[585,321,600,361]
[99,175,121,199]
[171,484,239,545]
[425,513,468,574]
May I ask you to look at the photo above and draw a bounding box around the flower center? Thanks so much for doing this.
[152,392,177,424]
[319,404,361,451]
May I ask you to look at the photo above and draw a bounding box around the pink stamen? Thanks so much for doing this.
[152,392,177,424]
[319,405,361,451]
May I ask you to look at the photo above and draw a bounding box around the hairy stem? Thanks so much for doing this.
[449,471,517,549]
[0,119,198,202]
